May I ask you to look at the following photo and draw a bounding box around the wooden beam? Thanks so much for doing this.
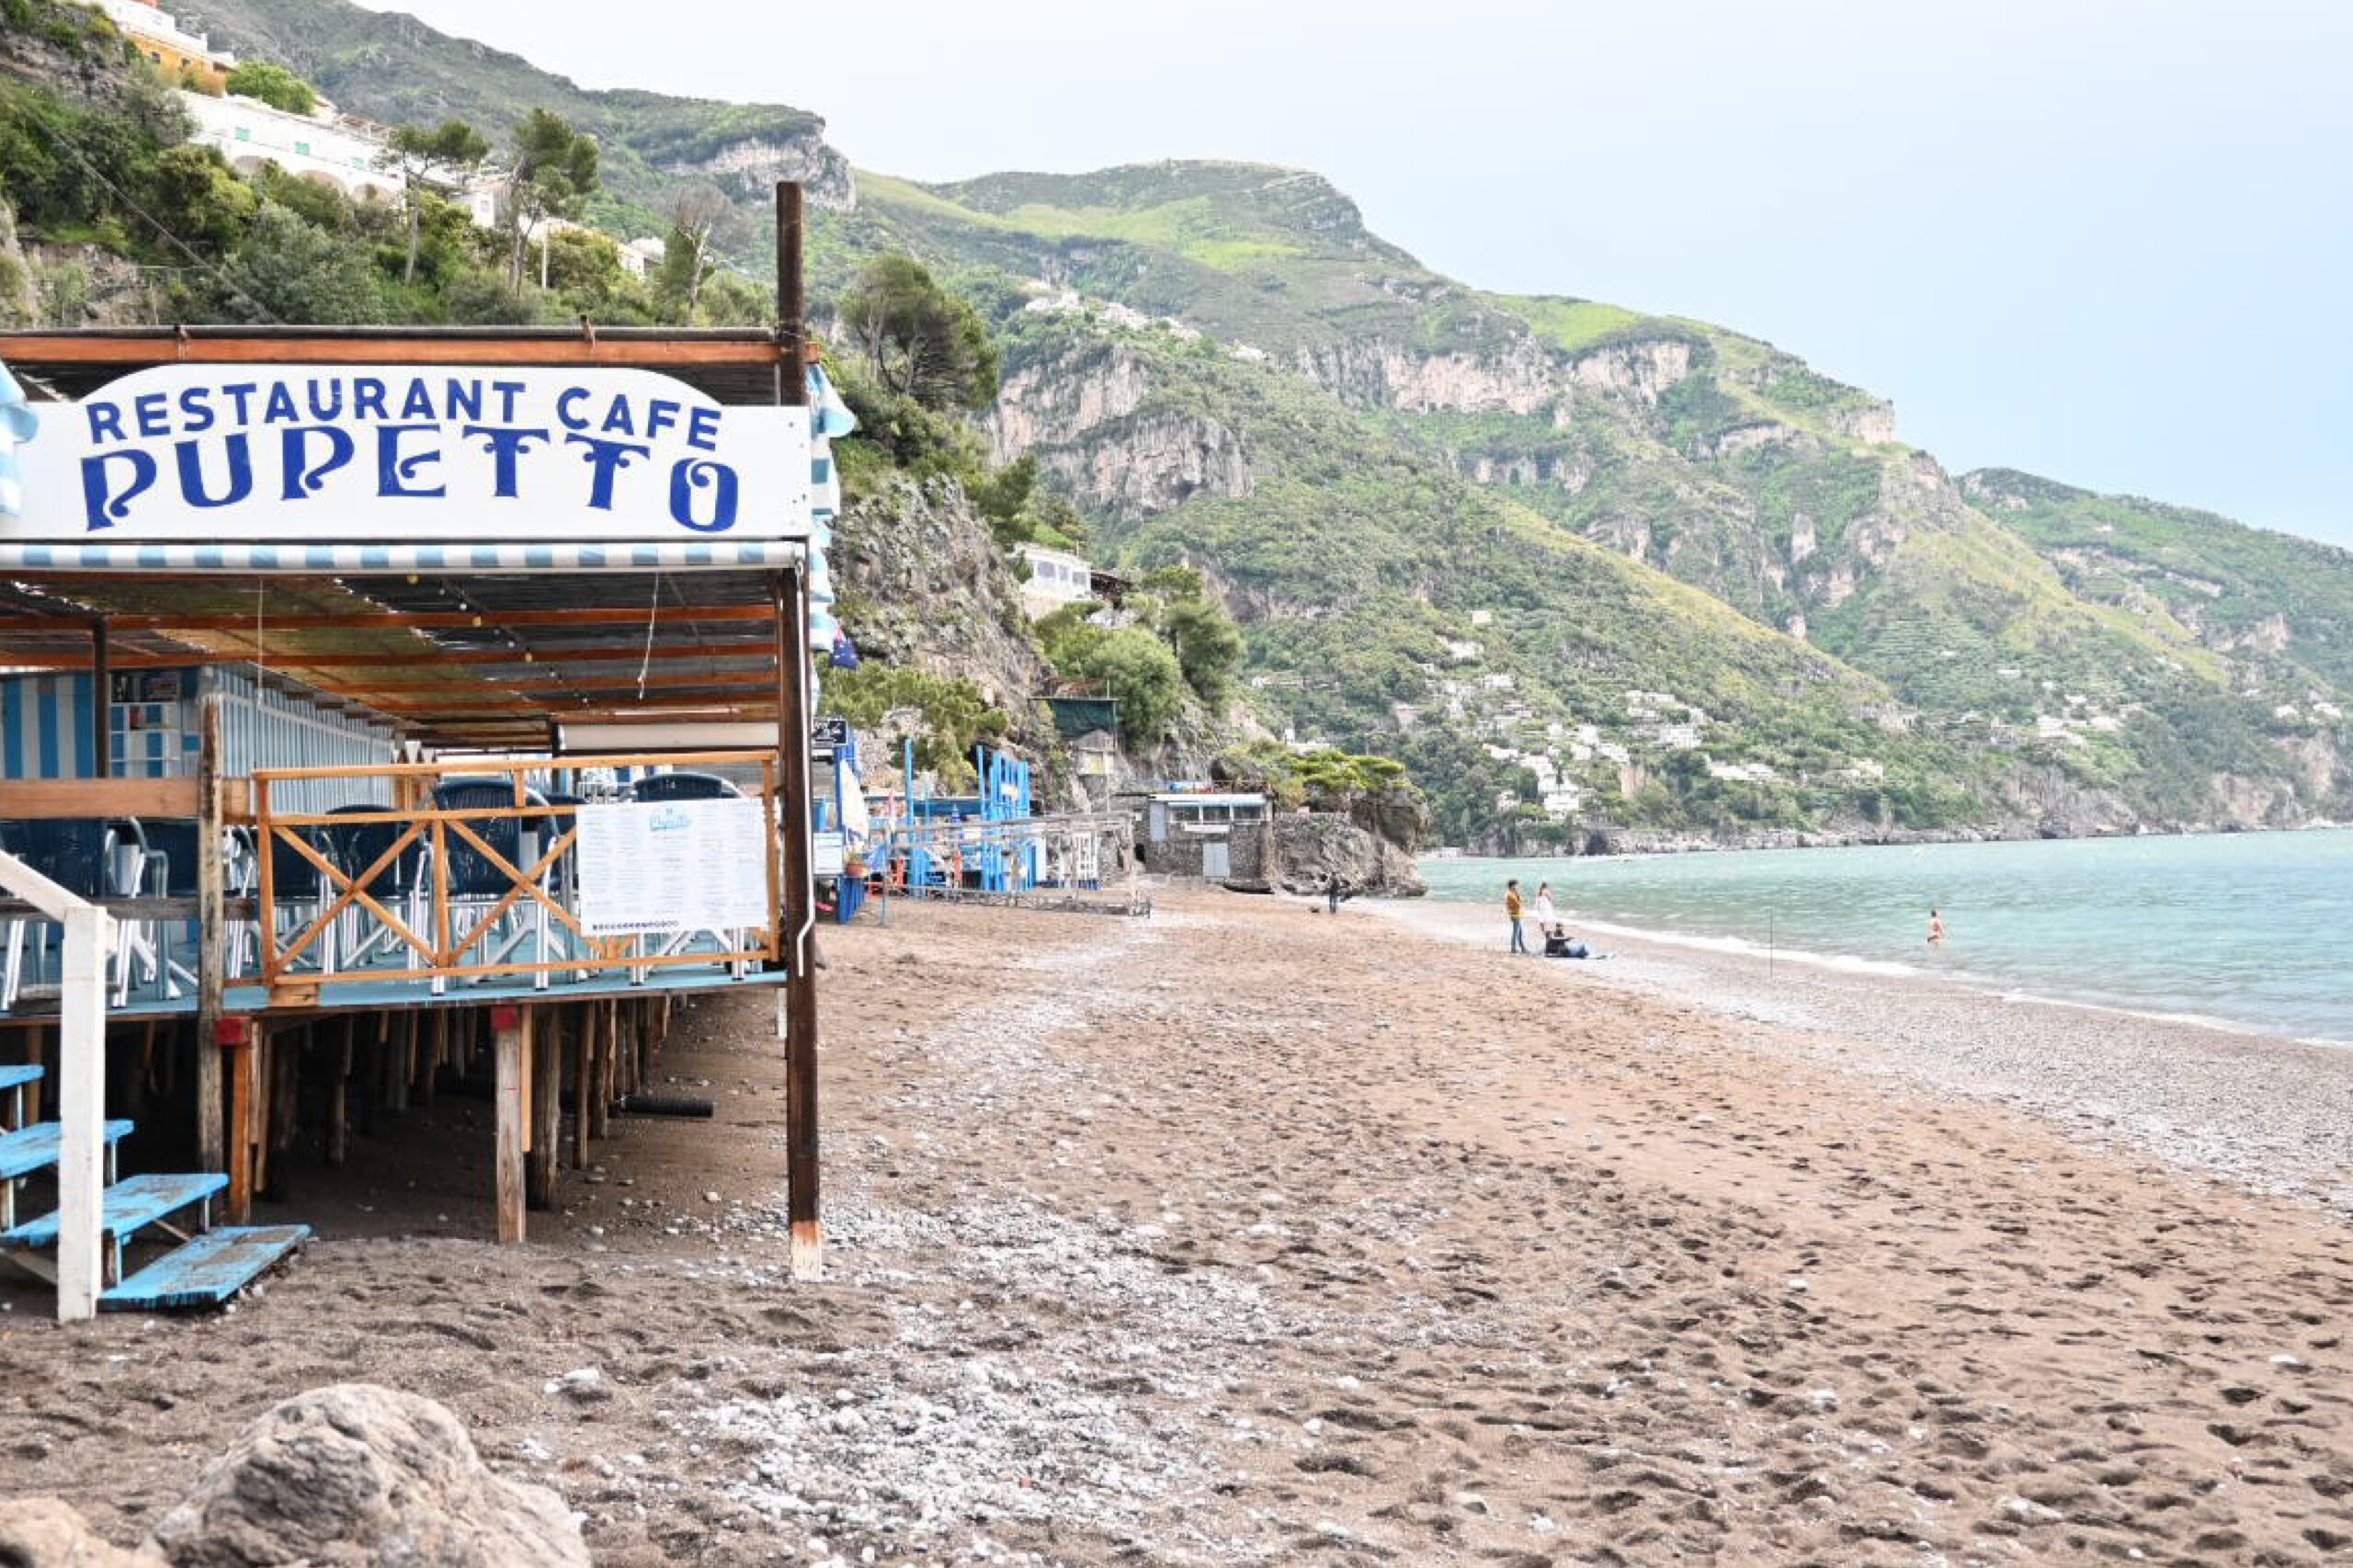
[527,1007,558,1210]
[0,333,787,369]
[0,778,199,820]
[0,605,778,634]
[89,618,109,778]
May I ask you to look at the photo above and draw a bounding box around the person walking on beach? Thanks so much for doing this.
[1325,871,1344,915]
[1506,879,1528,954]
[1927,907,1948,946]
[1534,881,1557,935]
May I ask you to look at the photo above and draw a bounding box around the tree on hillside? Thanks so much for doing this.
[223,62,315,116]
[381,117,490,286]
[1133,565,1245,704]
[838,255,999,411]
[505,108,598,290]
[655,183,736,323]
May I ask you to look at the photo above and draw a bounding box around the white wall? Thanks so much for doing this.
[180,90,401,204]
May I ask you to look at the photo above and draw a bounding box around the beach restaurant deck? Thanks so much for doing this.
[0,210,829,1319]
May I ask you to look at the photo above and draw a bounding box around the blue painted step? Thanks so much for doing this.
[0,1171,227,1250]
[0,1119,134,1183]
[102,1224,310,1311]
[0,1064,42,1094]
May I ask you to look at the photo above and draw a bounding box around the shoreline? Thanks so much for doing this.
[6,888,2350,1564]
[1369,892,2353,1217]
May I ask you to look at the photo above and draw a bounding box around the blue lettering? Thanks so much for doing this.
[461,426,550,498]
[176,387,215,434]
[556,388,592,431]
[643,400,679,441]
[599,397,635,437]
[667,459,739,534]
[491,381,524,421]
[305,379,345,421]
[174,435,254,508]
[352,378,388,422]
[445,378,483,422]
[134,393,169,437]
[400,378,437,420]
[79,450,156,529]
[263,383,299,424]
[220,382,257,424]
[375,425,446,497]
[686,406,720,451]
[85,403,125,444]
[563,434,649,510]
[279,426,356,499]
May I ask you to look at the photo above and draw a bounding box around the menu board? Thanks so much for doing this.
[575,799,771,937]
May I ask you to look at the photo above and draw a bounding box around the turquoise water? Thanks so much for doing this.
[1421,830,2353,1046]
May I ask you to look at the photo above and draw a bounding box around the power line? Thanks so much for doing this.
[15,104,282,324]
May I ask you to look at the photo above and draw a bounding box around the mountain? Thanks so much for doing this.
[834,161,2352,843]
[18,1,2351,845]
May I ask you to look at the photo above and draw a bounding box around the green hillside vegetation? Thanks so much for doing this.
[6,0,2347,844]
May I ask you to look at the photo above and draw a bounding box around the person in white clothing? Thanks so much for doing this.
[1534,881,1557,932]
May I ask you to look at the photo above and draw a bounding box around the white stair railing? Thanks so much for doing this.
[0,849,113,1323]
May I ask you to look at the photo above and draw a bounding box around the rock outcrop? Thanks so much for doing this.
[1271,812,1426,899]
[146,1383,588,1568]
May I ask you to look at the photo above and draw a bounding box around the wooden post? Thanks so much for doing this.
[54,905,112,1321]
[527,1006,558,1209]
[89,617,110,778]
[775,179,805,398]
[325,1016,354,1167]
[588,999,610,1140]
[570,1002,590,1169]
[196,694,226,1173]
[492,1004,525,1243]
[222,1017,254,1224]
[774,565,822,1279]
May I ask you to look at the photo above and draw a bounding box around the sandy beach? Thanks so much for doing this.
[4,886,2351,1565]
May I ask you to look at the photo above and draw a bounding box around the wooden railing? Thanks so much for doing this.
[250,753,783,997]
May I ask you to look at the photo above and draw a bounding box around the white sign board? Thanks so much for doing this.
[575,799,772,937]
[8,364,811,543]
[813,828,846,878]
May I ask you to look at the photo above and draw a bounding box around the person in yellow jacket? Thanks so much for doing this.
[1506,879,1529,955]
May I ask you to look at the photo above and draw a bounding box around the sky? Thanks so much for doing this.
[352,0,2353,549]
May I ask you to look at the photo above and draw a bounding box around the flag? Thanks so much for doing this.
[0,357,38,520]
[830,629,861,670]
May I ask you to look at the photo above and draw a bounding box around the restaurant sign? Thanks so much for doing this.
[8,364,811,543]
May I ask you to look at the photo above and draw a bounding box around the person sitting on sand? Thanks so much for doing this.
[1506,879,1528,954]
[1927,907,1948,946]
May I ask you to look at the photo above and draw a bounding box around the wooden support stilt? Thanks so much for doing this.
[326,1016,354,1168]
[26,1027,44,1123]
[492,1004,525,1244]
[527,1006,558,1210]
[422,1009,444,1105]
[223,1017,254,1224]
[588,999,611,1141]
[570,1003,591,1170]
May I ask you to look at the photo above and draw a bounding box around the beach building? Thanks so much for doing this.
[0,184,836,1322]
[1139,788,1269,881]
[1014,543,1095,620]
[179,90,403,205]
[90,0,234,91]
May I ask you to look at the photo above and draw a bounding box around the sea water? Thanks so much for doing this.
[1421,829,2353,1047]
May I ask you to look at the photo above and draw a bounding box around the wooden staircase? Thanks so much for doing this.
[0,1064,307,1312]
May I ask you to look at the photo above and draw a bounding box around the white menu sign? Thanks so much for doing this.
[576,799,771,936]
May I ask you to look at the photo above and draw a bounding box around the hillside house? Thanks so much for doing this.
[94,0,233,90]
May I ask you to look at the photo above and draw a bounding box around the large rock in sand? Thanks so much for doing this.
[145,1384,585,1568]
[0,1496,166,1567]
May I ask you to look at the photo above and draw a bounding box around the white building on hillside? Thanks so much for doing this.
[179,91,402,204]
[1015,543,1096,620]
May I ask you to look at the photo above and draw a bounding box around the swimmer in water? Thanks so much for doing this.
[1927,907,1948,946]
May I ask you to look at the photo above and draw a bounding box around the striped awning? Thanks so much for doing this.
[0,539,806,575]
